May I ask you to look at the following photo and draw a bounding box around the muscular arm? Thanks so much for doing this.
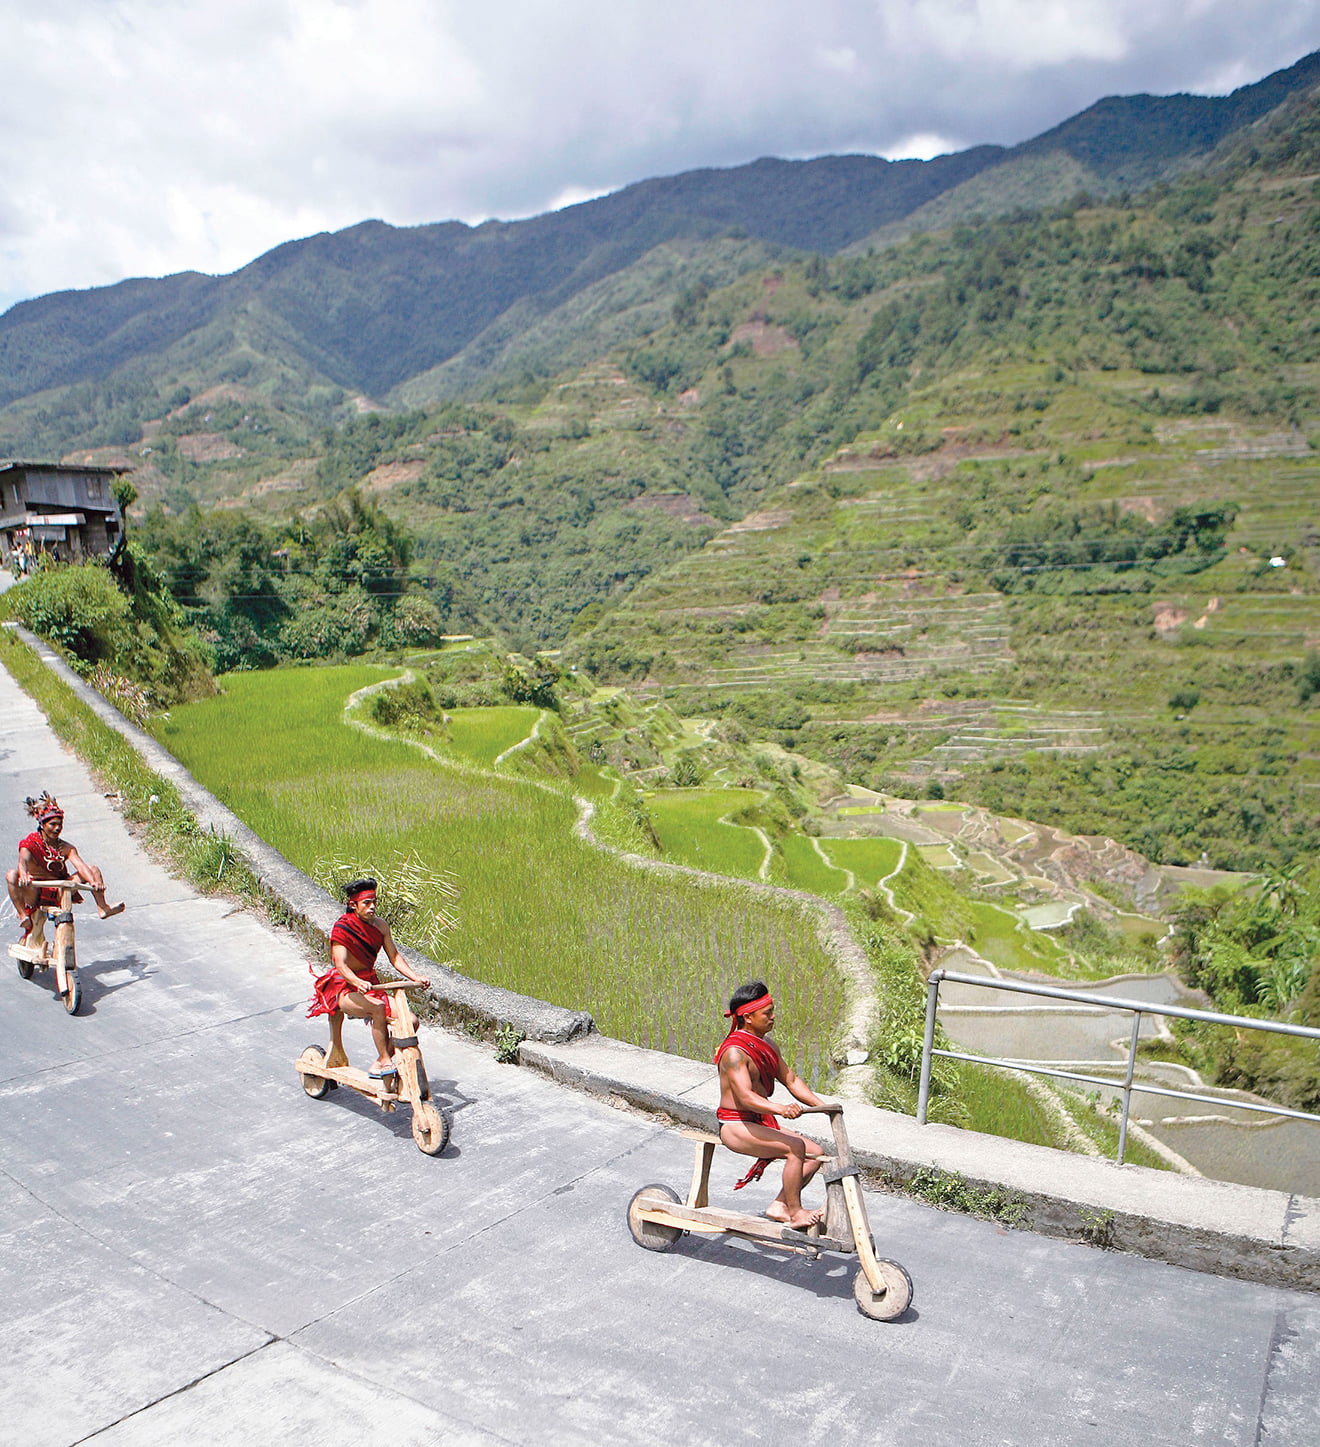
[776,1058,826,1110]
[17,845,34,886]
[378,922,429,987]
[721,1048,803,1120]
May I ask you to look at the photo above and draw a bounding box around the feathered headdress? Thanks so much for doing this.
[25,792,64,825]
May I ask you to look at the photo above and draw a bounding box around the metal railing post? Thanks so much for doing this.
[1116,1010,1142,1165]
[916,971,943,1125]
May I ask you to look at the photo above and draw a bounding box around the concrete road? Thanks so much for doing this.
[1,666,1318,1447]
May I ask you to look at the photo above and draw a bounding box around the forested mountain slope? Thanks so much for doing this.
[0,50,1316,461]
[557,89,1320,872]
[12,57,1320,875]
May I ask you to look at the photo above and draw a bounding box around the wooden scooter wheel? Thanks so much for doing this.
[63,972,82,1014]
[626,1184,684,1252]
[297,1045,333,1099]
[853,1260,913,1322]
[16,955,35,980]
[411,1102,450,1156]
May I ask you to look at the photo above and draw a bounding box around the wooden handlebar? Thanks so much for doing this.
[374,978,427,990]
[795,1103,844,1116]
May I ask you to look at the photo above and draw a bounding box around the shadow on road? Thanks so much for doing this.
[309,1073,476,1157]
[76,953,156,1011]
[661,1230,920,1323]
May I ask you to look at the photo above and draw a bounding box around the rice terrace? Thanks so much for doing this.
[153,662,849,1079]
[151,647,1296,1184]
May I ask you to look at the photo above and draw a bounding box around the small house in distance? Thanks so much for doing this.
[0,461,127,567]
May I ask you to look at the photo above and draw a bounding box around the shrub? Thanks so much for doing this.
[9,562,134,665]
[369,677,443,732]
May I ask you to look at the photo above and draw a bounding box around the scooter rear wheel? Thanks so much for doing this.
[853,1260,913,1321]
[627,1184,683,1252]
[298,1045,333,1098]
[16,956,34,980]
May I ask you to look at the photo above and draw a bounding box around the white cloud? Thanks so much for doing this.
[817,46,861,73]
[0,0,1317,311]
[882,132,967,162]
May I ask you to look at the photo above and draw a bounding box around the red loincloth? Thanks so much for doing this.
[714,1029,786,1188]
[308,911,388,1018]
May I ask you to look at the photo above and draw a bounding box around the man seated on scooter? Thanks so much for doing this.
[308,878,430,1084]
[7,792,125,941]
[715,980,830,1230]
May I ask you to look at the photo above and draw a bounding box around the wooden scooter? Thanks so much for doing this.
[627,1104,912,1321]
[296,980,450,1156]
[8,878,82,1013]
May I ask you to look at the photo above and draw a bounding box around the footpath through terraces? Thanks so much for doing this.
[0,658,1318,1446]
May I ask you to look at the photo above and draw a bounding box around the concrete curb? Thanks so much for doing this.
[10,627,592,1044]
[521,1034,1320,1293]
[12,626,1320,1292]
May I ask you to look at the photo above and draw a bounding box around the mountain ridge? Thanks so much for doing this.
[1,48,1317,448]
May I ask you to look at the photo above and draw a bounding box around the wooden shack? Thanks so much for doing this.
[0,461,127,567]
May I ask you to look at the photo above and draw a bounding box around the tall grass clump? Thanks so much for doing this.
[156,665,848,1080]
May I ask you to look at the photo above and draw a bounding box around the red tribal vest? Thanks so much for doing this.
[329,911,384,970]
[714,1028,782,1097]
[19,831,67,876]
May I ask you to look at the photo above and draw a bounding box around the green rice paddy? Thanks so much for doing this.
[155,666,848,1080]
[645,788,768,879]
[964,900,1069,973]
[776,836,849,896]
[817,836,904,888]
[443,705,541,765]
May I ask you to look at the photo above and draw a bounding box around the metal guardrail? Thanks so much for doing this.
[916,968,1320,1164]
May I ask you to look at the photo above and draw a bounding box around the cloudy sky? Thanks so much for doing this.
[2,0,1317,313]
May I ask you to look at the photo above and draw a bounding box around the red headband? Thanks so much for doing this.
[347,886,376,903]
[725,992,773,1019]
[39,808,64,825]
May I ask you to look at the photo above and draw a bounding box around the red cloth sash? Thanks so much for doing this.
[329,912,384,969]
[307,963,384,1018]
[309,912,388,1018]
[714,1029,785,1188]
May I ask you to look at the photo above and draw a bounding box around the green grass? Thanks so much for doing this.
[817,836,903,888]
[0,634,305,941]
[443,705,542,766]
[1055,1089,1172,1171]
[156,666,848,1080]
[645,788,769,879]
[776,835,849,896]
[954,1063,1059,1148]
[951,1063,1173,1170]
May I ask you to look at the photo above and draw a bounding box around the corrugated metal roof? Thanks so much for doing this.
[0,460,129,476]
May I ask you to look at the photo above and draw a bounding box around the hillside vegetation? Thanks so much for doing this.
[7,63,1320,881]
[563,91,1320,872]
[1,51,1316,467]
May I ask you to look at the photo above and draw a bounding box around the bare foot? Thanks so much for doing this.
[785,1207,823,1231]
[765,1203,791,1224]
[99,901,125,919]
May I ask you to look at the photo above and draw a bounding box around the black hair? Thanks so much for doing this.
[726,980,770,1031]
[344,877,377,901]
